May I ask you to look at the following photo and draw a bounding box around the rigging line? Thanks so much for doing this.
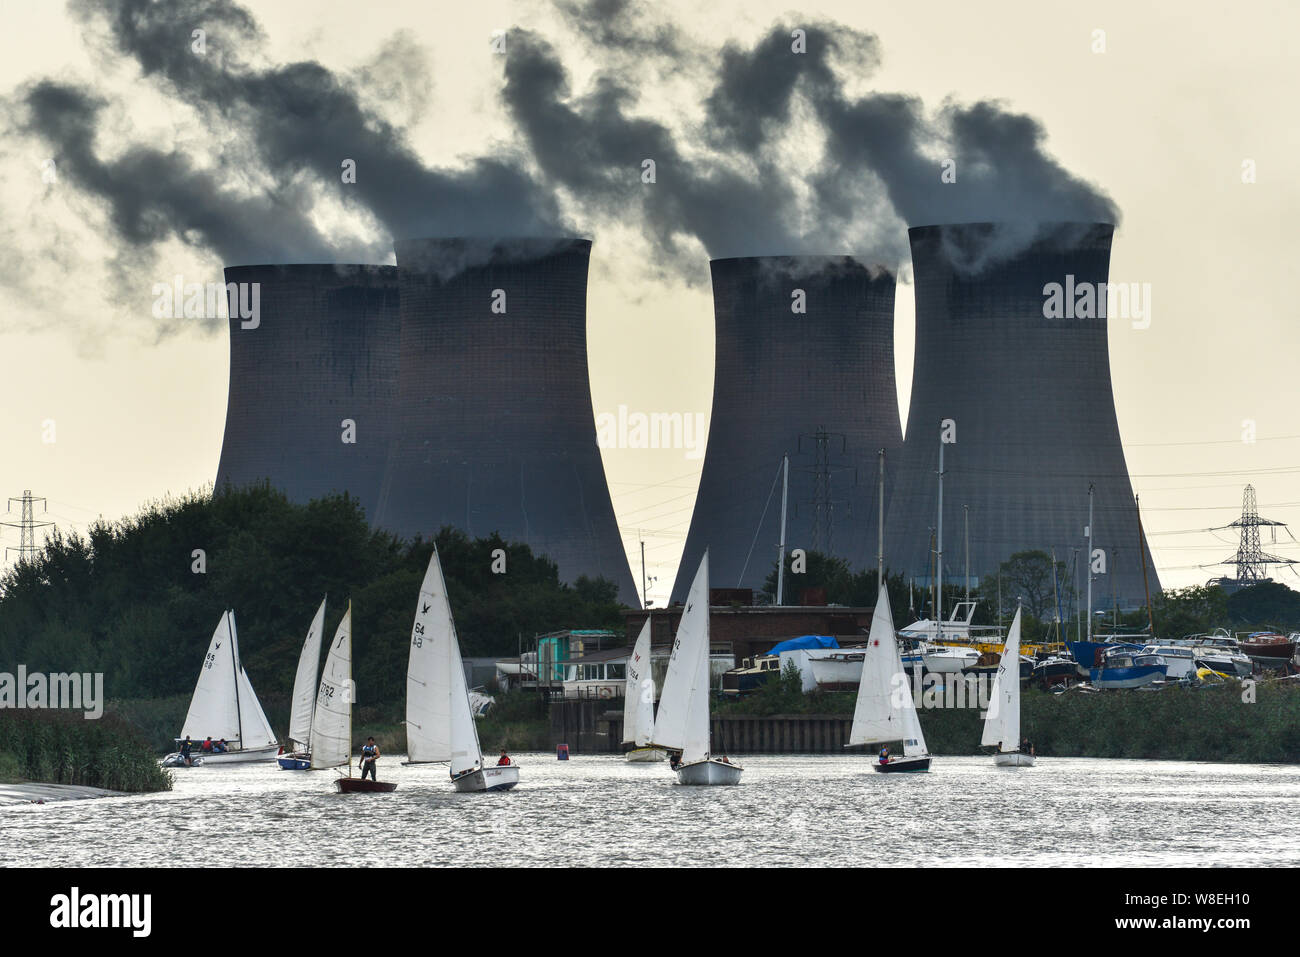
[735,459,785,589]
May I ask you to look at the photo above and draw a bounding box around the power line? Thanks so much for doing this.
[2,490,54,565]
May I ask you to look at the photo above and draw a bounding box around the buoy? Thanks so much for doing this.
[556,744,570,760]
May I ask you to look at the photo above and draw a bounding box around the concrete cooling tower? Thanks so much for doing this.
[882,222,1159,609]
[380,237,637,604]
[215,263,400,522]
[671,256,902,603]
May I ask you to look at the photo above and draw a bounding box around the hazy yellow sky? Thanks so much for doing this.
[1,1,1297,606]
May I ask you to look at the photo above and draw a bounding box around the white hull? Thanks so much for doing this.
[452,764,520,792]
[625,747,666,763]
[676,758,743,786]
[994,751,1035,767]
[164,743,279,765]
[922,646,980,674]
[805,652,863,688]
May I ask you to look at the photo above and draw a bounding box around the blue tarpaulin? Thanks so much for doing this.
[765,635,839,656]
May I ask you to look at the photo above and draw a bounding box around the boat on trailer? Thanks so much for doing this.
[982,609,1034,767]
[404,548,519,792]
[162,610,280,766]
[279,598,326,770]
[649,551,743,786]
[849,583,932,774]
[622,619,665,762]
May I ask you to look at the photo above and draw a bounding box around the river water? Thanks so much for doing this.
[3,754,1297,867]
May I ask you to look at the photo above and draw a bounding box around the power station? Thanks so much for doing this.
[882,222,1159,609]
[378,237,637,604]
[215,263,400,524]
[671,256,902,603]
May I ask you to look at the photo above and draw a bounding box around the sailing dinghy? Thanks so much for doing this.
[279,598,326,770]
[849,585,931,773]
[622,619,664,762]
[405,548,519,792]
[648,551,742,785]
[311,603,397,792]
[163,610,279,765]
[982,609,1035,767]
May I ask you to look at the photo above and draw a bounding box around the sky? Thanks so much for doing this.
[0,0,1298,607]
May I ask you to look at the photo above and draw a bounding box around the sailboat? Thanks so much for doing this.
[622,619,665,762]
[648,551,742,785]
[278,598,326,770]
[405,548,519,792]
[849,584,931,773]
[311,603,396,793]
[981,608,1035,767]
[163,610,280,765]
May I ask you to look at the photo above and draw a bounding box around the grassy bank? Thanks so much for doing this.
[0,710,172,792]
[718,671,1300,762]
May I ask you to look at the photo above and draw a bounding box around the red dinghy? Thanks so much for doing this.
[337,778,397,794]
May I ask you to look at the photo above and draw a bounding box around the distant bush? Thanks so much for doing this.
[0,710,172,792]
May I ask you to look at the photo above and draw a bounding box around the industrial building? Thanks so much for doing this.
[882,222,1159,609]
[215,263,400,522]
[379,237,637,604]
[671,256,902,603]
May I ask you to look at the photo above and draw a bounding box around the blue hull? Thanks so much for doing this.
[1088,664,1165,689]
[278,757,311,770]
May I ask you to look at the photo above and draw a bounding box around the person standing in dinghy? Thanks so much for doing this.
[360,738,380,781]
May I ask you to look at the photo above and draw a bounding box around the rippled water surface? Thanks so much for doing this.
[3,754,1298,867]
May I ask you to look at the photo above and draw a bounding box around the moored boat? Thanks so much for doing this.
[1089,648,1167,689]
[1238,632,1296,666]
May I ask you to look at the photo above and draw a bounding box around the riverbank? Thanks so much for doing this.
[0,710,172,793]
[0,782,125,805]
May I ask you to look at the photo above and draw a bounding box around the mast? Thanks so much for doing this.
[1086,483,1094,642]
[229,610,243,747]
[777,454,789,606]
[936,429,945,625]
[877,448,885,589]
[963,504,970,603]
[1137,494,1156,635]
[641,538,648,609]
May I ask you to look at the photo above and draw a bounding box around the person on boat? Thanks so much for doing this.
[668,750,682,771]
[360,737,379,781]
[180,737,194,767]
[878,745,889,765]
[201,737,213,753]
[497,749,511,766]
[213,739,227,754]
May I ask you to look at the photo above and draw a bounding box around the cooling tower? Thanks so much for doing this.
[215,264,400,522]
[671,256,902,603]
[380,237,637,604]
[883,222,1159,608]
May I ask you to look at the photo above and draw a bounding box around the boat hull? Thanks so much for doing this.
[163,743,279,766]
[452,765,520,792]
[278,755,311,771]
[805,652,864,690]
[872,755,931,773]
[994,751,1035,767]
[160,754,204,768]
[337,778,397,793]
[676,758,743,785]
[1088,665,1166,689]
[624,747,666,763]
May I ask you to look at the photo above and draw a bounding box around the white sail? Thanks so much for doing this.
[622,619,655,747]
[309,604,353,770]
[229,611,279,750]
[448,631,483,776]
[850,585,926,755]
[981,608,1022,751]
[288,598,326,751]
[180,611,242,742]
[406,551,455,763]
[650,552,712,763]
